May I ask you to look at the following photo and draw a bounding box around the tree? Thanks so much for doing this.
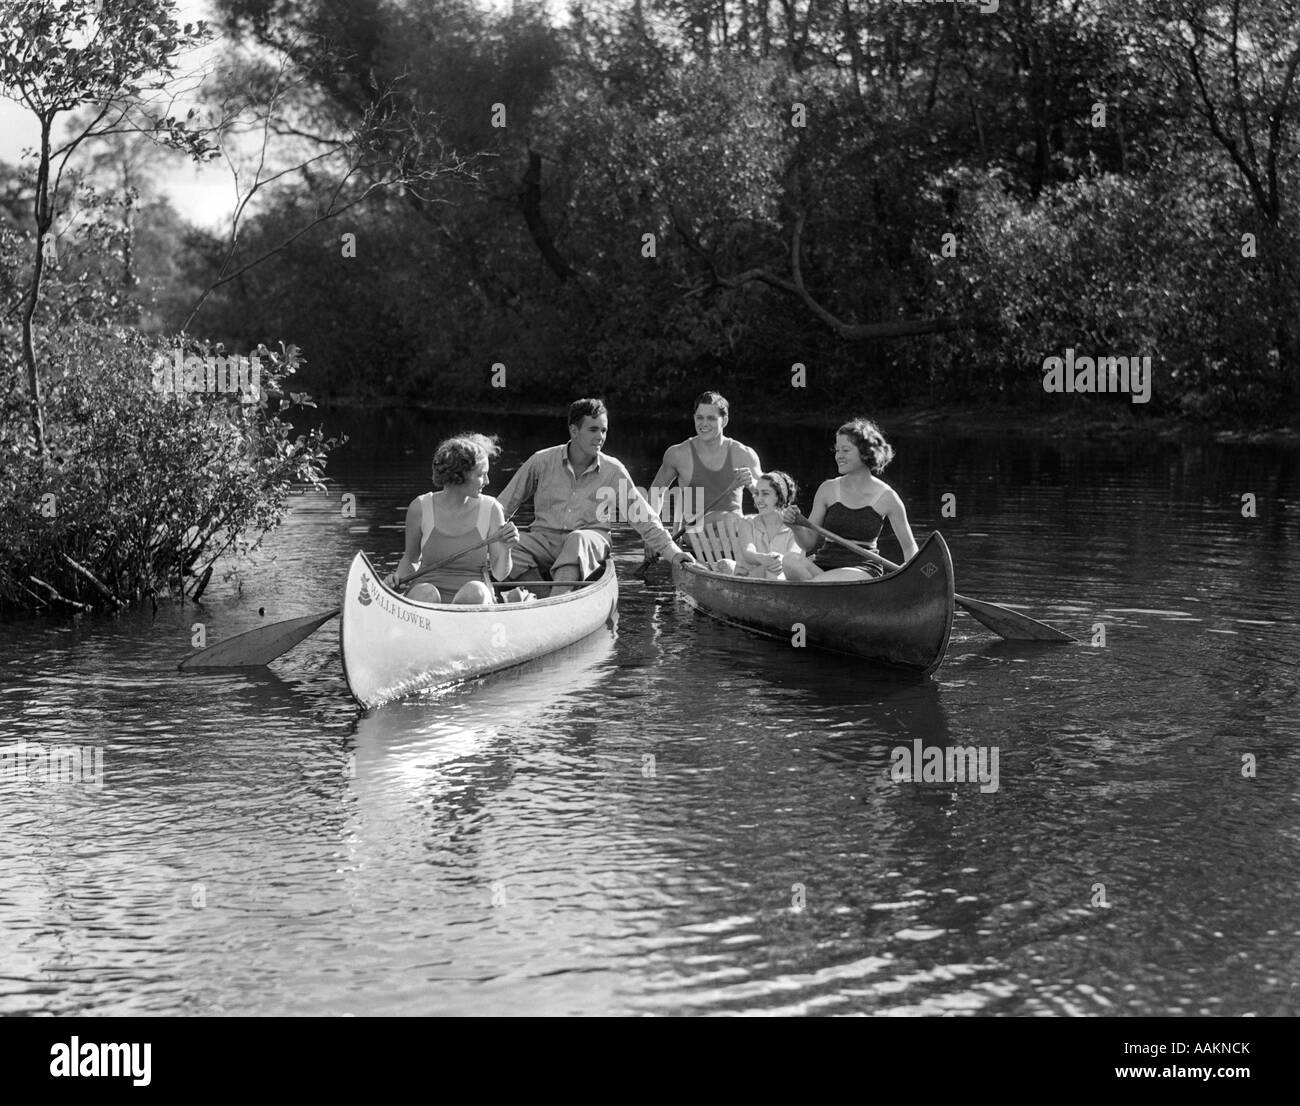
[1146,0,1300,383]
[0,0,216,455]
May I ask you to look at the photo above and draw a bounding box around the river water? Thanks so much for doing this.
[1,409,1296,1016]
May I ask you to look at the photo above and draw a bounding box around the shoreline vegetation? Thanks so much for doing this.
[313,396,1300,446]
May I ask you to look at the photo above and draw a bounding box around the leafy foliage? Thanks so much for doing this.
[167,0,1297,422]
[0,323,341,611]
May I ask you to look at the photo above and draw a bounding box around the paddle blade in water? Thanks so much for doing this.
[955,595,1075,642]
[805,517,1074,644]
[177,609,340,668]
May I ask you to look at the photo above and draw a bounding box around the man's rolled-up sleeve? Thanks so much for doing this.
[621,468,682,559]
[497,455,536,522]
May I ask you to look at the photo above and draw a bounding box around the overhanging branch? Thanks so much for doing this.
[519,148,586,283]
[688,211,973,341]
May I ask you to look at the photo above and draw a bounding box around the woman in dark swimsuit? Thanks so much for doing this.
[781,418,919,583]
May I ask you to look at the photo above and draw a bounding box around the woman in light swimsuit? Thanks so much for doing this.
[713,472,807,580]
[385,434,519,604]
[781,418,919,583]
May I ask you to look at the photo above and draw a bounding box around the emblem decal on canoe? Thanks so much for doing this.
[357,573,374,606]
[920,562,937,578]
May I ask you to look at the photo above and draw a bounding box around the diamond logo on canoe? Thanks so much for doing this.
[920,562,937,578]
[357,573,373,606]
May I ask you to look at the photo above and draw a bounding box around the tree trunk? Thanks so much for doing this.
[20,114,54,458]
[118,153,136,294]
[841,0,863,103]
[519,148,580,283]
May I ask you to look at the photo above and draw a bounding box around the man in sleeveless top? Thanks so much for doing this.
[648,391,762,530]
[498,398,695,585]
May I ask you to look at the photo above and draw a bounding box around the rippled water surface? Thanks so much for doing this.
[2,412,1297,1016]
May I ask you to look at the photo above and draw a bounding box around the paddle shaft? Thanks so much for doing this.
[795,517,1075,643]
[392,525,512,592]
[795,518,904,574]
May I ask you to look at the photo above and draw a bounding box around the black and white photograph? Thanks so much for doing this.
[1,0,1297,1052]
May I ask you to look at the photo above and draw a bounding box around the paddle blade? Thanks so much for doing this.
[177,608,340,668]
[955,595,1075,642]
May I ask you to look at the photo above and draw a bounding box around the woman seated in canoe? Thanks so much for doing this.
[780,418,919,582]
[711,471,808,580]
[384,433,520,604]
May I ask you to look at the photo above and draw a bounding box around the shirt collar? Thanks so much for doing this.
[561,442,601,476]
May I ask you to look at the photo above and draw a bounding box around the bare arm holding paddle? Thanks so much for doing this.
[648,446,687,526]
[783,481,833,554]
[484,500,520,579]
[782,483,918,564]
[727,443,761,503]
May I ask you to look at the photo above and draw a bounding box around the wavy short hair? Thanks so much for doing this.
[432,433,500,488]
[837,418,895,475]
[757,470,797,509]
[693,390,729,417]
[567,397,607,429]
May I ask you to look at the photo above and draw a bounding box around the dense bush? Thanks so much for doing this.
[0,325,342,612]
[936,159,1298,416]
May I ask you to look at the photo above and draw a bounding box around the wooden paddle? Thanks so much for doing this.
[796,517,1076,643]
[178,527,512,669]
[634,473,750,577]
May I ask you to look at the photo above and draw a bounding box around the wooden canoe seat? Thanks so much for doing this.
[685,515,748,570]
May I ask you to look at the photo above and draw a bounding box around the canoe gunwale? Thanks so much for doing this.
[363,552,616,613]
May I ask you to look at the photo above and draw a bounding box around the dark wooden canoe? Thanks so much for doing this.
[671,531,955,676]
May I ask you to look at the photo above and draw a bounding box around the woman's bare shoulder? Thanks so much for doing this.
[873,482,905,510]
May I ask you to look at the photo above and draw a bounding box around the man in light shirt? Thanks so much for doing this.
[498,398,695,584]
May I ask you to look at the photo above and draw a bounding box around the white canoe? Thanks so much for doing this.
[340,552,619,709]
